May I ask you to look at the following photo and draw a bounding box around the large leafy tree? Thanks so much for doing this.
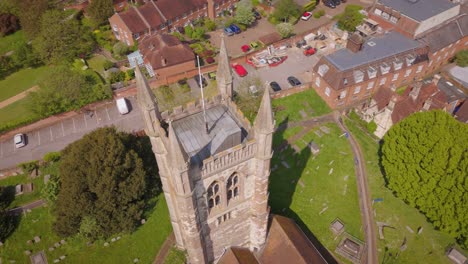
[17,0,49,38]
[273,0,301,23]
[53,128,156,239]
[0,186,15,241]
[336,4,365,32]
[34,10,95,64]
[454,50,468,67]
[87,0,114,28]
[381,110,468,248]
[235,0,255,26]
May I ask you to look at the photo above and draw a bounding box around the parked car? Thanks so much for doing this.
[323,0,336,8]
[301,11,313,21]
[232,63,248,77]
[241,44,251,52]
[116,98,130,115]
[224,27,234,36]
[296,39,307,48]
[287,76,302,86]
[229,24,241,34]
[194,75,207,88]
[14,133,26,148]
[270,81,281,92]
[303,46,316,56]
[331,0,341,5]
[253,10,261,20]
[250,41,259,49]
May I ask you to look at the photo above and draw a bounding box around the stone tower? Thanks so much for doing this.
[136,39,273,263]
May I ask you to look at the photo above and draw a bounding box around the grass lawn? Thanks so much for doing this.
[345,118,458,264]
[272,89,331,124]
[0,31,26,55]
[269,122,363,263]
[0,66,50,102]
[0,194,172,264]
[0,97,39,133]
[164,247,186,264]
[87,55,109,77]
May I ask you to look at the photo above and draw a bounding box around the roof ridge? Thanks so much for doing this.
[151,0,167,22]
[133,6,151,31]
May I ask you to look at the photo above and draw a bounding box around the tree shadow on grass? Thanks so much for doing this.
[269,116,338,263]
[1,186,22,242]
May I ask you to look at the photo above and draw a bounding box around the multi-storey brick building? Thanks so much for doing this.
[312,32,429,108]
[109,0,237,46]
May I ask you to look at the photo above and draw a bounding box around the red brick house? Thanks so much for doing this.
[311,31,429,109]
[138,34,196,80]
[109,0,238,46]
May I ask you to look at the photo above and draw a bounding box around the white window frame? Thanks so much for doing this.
[367,81,374,90]
[390,16,398,23]
[354,70,364,83]
[367,66,377,79]
[393,60,403,71]
[404,69,412,77]
[339,90,347,99]
[354,86,361,94]
[325,87,331,97]
[379,77,387,86]
[374,8,382,16]
[315,77,320,87]
[416,65,423,73]
[381,12,390,20]
[318,64,329,77]
[392,73,399,81]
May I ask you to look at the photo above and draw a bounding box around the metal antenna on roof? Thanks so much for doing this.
[197,55,209,134]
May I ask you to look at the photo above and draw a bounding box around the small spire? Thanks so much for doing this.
[254,88,274,134]
[216,33,233,99]
[168,121,189,170]
[135,65,161,117]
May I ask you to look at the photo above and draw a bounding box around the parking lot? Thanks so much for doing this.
[0,97,144,170]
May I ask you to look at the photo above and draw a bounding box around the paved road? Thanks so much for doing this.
[0,96,144,170]
[334,114,378,264]
[8,199,46,215]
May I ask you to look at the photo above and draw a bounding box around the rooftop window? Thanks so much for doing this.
[380,62,390,74]
[353,70,364,83]
[318,64,329,77]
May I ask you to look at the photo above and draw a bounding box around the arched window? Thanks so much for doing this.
[207,182,221,209]
[226,174,239,202]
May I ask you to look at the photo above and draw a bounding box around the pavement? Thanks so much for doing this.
[8,199,46,215]
[0,96,144,170]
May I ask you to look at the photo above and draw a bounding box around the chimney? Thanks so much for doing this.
[422,98,432,111]
[347,33,364,53]
[161,58,167,66]
[387,96,397,110]
[207,0,215,20]
[432,74,441,86]
[409,82,422,101]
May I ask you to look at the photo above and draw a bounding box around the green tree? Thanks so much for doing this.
[87,0,114,28]
[235,0,255,26]
[34,10,95,64]
[41,174,60,203]
[381,110,468,248]
[272,0,301,23]
[53,127,154,238]
[17,0,49,39]
[454,50,468,67]
[0,186,15,241]
[112,42,129,58]
[11,42,41,68]
[78,216,99,239]
[276,22,294,38]
[336,4,365,32]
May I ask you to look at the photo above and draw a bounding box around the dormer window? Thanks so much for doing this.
[318,64,329,77]
[393,59,403,71]
[380,62,390,75]
[353,70,364,83]
[367,66,377,79]
[390,16,399,24]
[406,54,415,66]
[374,8,382,16]
[343,78,348,85]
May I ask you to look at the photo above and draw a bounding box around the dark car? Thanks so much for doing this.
[194,75,207,88]
[296,39,307,48]
[323,0,336,8]
[270,81,281,92]
[229,24,241,34]
[331,0,341,6]
[287,76,302,86]
[224,27,234,36]
[253,10,261,20]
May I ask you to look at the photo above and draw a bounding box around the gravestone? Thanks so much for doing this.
[104,242,109,247]
[33,236,41,243]
[60,240,66,245]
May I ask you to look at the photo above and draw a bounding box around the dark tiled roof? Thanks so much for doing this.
[140,34,195,70]
[379,0,458,22]
[417,14,468,52]
[118,8,147,33]
[455,102,468,123]
[155,0,205,21]
[325,31,421,71]
[373,87,394,110]
[218,247,260,264]
[138,2,164,29]
[259,215,329,264]
[437,77,467,102]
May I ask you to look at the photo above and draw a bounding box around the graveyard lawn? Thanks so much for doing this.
[0,194,172,263]
[269,122,363,263]
[345,118,459,264]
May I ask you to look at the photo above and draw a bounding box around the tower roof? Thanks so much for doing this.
[254,88,274,134]
[135,65,160,114]
[168,120,189,170]
[216,34,233,98]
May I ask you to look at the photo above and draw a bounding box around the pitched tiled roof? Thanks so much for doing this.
[155,0,205,21]
[455,102,468,123]
[118,7,147,33]
[138,2,164,29]
[259,215,329,264]
[373,87,394,110]
[379,0,458,22]
[417,14,468,52]
[218,247,260,264]
[140,34,195,70]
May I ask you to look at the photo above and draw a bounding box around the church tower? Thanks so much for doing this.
[137,38,273,263]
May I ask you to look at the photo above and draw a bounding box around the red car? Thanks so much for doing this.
[303,46,316,56]
[232,63,248,77]
[241,45,250,52]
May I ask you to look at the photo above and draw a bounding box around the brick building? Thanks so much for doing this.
[109,0,238,46]
[311,31,429,109]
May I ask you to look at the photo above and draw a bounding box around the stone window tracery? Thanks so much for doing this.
[207,181,221,209]
[227,174,239,202]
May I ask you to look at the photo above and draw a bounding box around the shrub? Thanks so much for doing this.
[204,19,217,31]
[206,57,215,64]
[454,50,468,67]
[238,23,247,31]
[303,0,318,12]
[313,10,325,19]
[112,42,130,58]
[184,25,194,38]
[18,160,39,173]
[159,85,174,101]
[103,60,114,70]
[125,69,135,81]
[366,121,377,133]
[43,152,61,163]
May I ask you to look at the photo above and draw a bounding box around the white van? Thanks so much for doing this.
[116,98,130,115]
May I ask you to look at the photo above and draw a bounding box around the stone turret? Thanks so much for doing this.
[216,34,233,100]
[135,65,162,137]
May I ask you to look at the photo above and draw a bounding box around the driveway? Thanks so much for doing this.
[0,97,144,170]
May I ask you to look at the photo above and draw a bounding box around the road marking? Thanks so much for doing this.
[72,118,76,132]
[61,122,65,137]
[84,114,88,128]
[49,127,53,141]
[95,110,99,124]
[105,107,111,121]
[37,131,41,146]
[0,142,3,157]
